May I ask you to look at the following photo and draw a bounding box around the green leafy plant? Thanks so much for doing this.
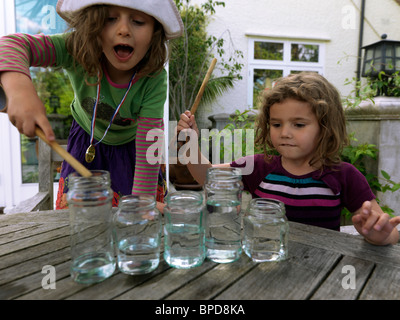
[169,0,244,120]
[209,108,273,163]
[342,76,375,109]
[340,133,400,217]
[32,67,74,116]
[207,109,257,163]
[32,67,74,139]
[342,69,400,218]
[369,71,400,97]
[343,71,400,109]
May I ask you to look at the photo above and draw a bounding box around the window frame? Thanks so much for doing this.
[247,38,325,108]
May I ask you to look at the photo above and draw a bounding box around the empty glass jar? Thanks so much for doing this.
[67,170,116,284]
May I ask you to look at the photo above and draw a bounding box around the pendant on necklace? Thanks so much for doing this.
[85,144,95,163]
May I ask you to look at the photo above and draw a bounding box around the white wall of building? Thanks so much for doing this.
[1,0,400,210]
[190,0,400,128]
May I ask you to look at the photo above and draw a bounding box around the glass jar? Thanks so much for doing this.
[243,198,289,262]
[163,191,206,269]
[204,167,243,263]
[67,170,116,284]
[113,195,161,275]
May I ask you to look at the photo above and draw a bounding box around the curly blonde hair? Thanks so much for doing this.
[255,72,349,169]
[65,5,168,85]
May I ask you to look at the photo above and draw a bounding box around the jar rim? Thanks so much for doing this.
[68,170,110,180]
[166,191,203,206]
[68,170,111,189]
[206,167,242,182]
[119,194,156,209]
[248,198,285,215]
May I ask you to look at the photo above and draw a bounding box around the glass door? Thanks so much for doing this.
[0,0,68,210]
[0,0,170,210]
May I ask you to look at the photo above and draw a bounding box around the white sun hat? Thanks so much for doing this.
[56,0,184,40]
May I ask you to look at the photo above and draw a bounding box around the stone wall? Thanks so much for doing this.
[346,97,400,214]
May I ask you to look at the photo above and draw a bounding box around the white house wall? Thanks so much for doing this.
[189,0,400,128]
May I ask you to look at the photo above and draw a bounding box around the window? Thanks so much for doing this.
[14,0,69,183]
[15,0,66,34]
[248,39,324,108]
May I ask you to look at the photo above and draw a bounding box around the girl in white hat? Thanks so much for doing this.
[0,0,183,210]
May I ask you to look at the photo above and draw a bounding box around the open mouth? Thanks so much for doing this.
[114,44,134,59]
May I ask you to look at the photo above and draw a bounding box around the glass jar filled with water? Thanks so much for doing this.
[205,167,243,263]
[113,195,162,275]
[243,198,289,262]
[163,191,206,269]
[67,170,116,284]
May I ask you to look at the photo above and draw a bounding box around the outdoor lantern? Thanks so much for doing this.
[361,34,400,78]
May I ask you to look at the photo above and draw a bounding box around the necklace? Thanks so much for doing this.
[85,72,137,163]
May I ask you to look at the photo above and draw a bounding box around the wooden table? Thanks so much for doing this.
[1,209,400,301]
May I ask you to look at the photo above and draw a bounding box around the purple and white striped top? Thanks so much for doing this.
[231,154,375,231]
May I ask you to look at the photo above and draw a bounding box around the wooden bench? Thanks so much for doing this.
[8,139,66,213]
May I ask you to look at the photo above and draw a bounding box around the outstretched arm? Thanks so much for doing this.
[177,110,229,185]
[0,34,58,141]
[1,72,55,140]
[352,200,400,245]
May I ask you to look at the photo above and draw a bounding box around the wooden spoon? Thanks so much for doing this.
[0,86,92,177]
[35,127,92,177]
[190,58,217,114]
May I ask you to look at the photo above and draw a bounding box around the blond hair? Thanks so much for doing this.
[65,5,168,84]
[256,72,348,169]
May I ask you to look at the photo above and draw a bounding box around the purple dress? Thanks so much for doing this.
[56,120,167,209]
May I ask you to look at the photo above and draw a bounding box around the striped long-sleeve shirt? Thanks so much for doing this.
[231,154,376,231]
[0,33,166,197]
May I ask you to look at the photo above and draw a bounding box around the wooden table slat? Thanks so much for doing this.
[115,260,217,300]
[1,210,400,300]
[289,222,400,268]
[215,241,341,300]
[65,261,171,300]
[359,264,400,300]
[310,255,375,300]
[0,228,70,267]
[0,245,71,288]
[0,261,70,300]
[165,254,257,300]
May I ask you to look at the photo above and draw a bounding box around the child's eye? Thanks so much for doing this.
[107,17,117,23]
[132,19,145,26]
[270,123,281,128]
[294,123,306,128]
